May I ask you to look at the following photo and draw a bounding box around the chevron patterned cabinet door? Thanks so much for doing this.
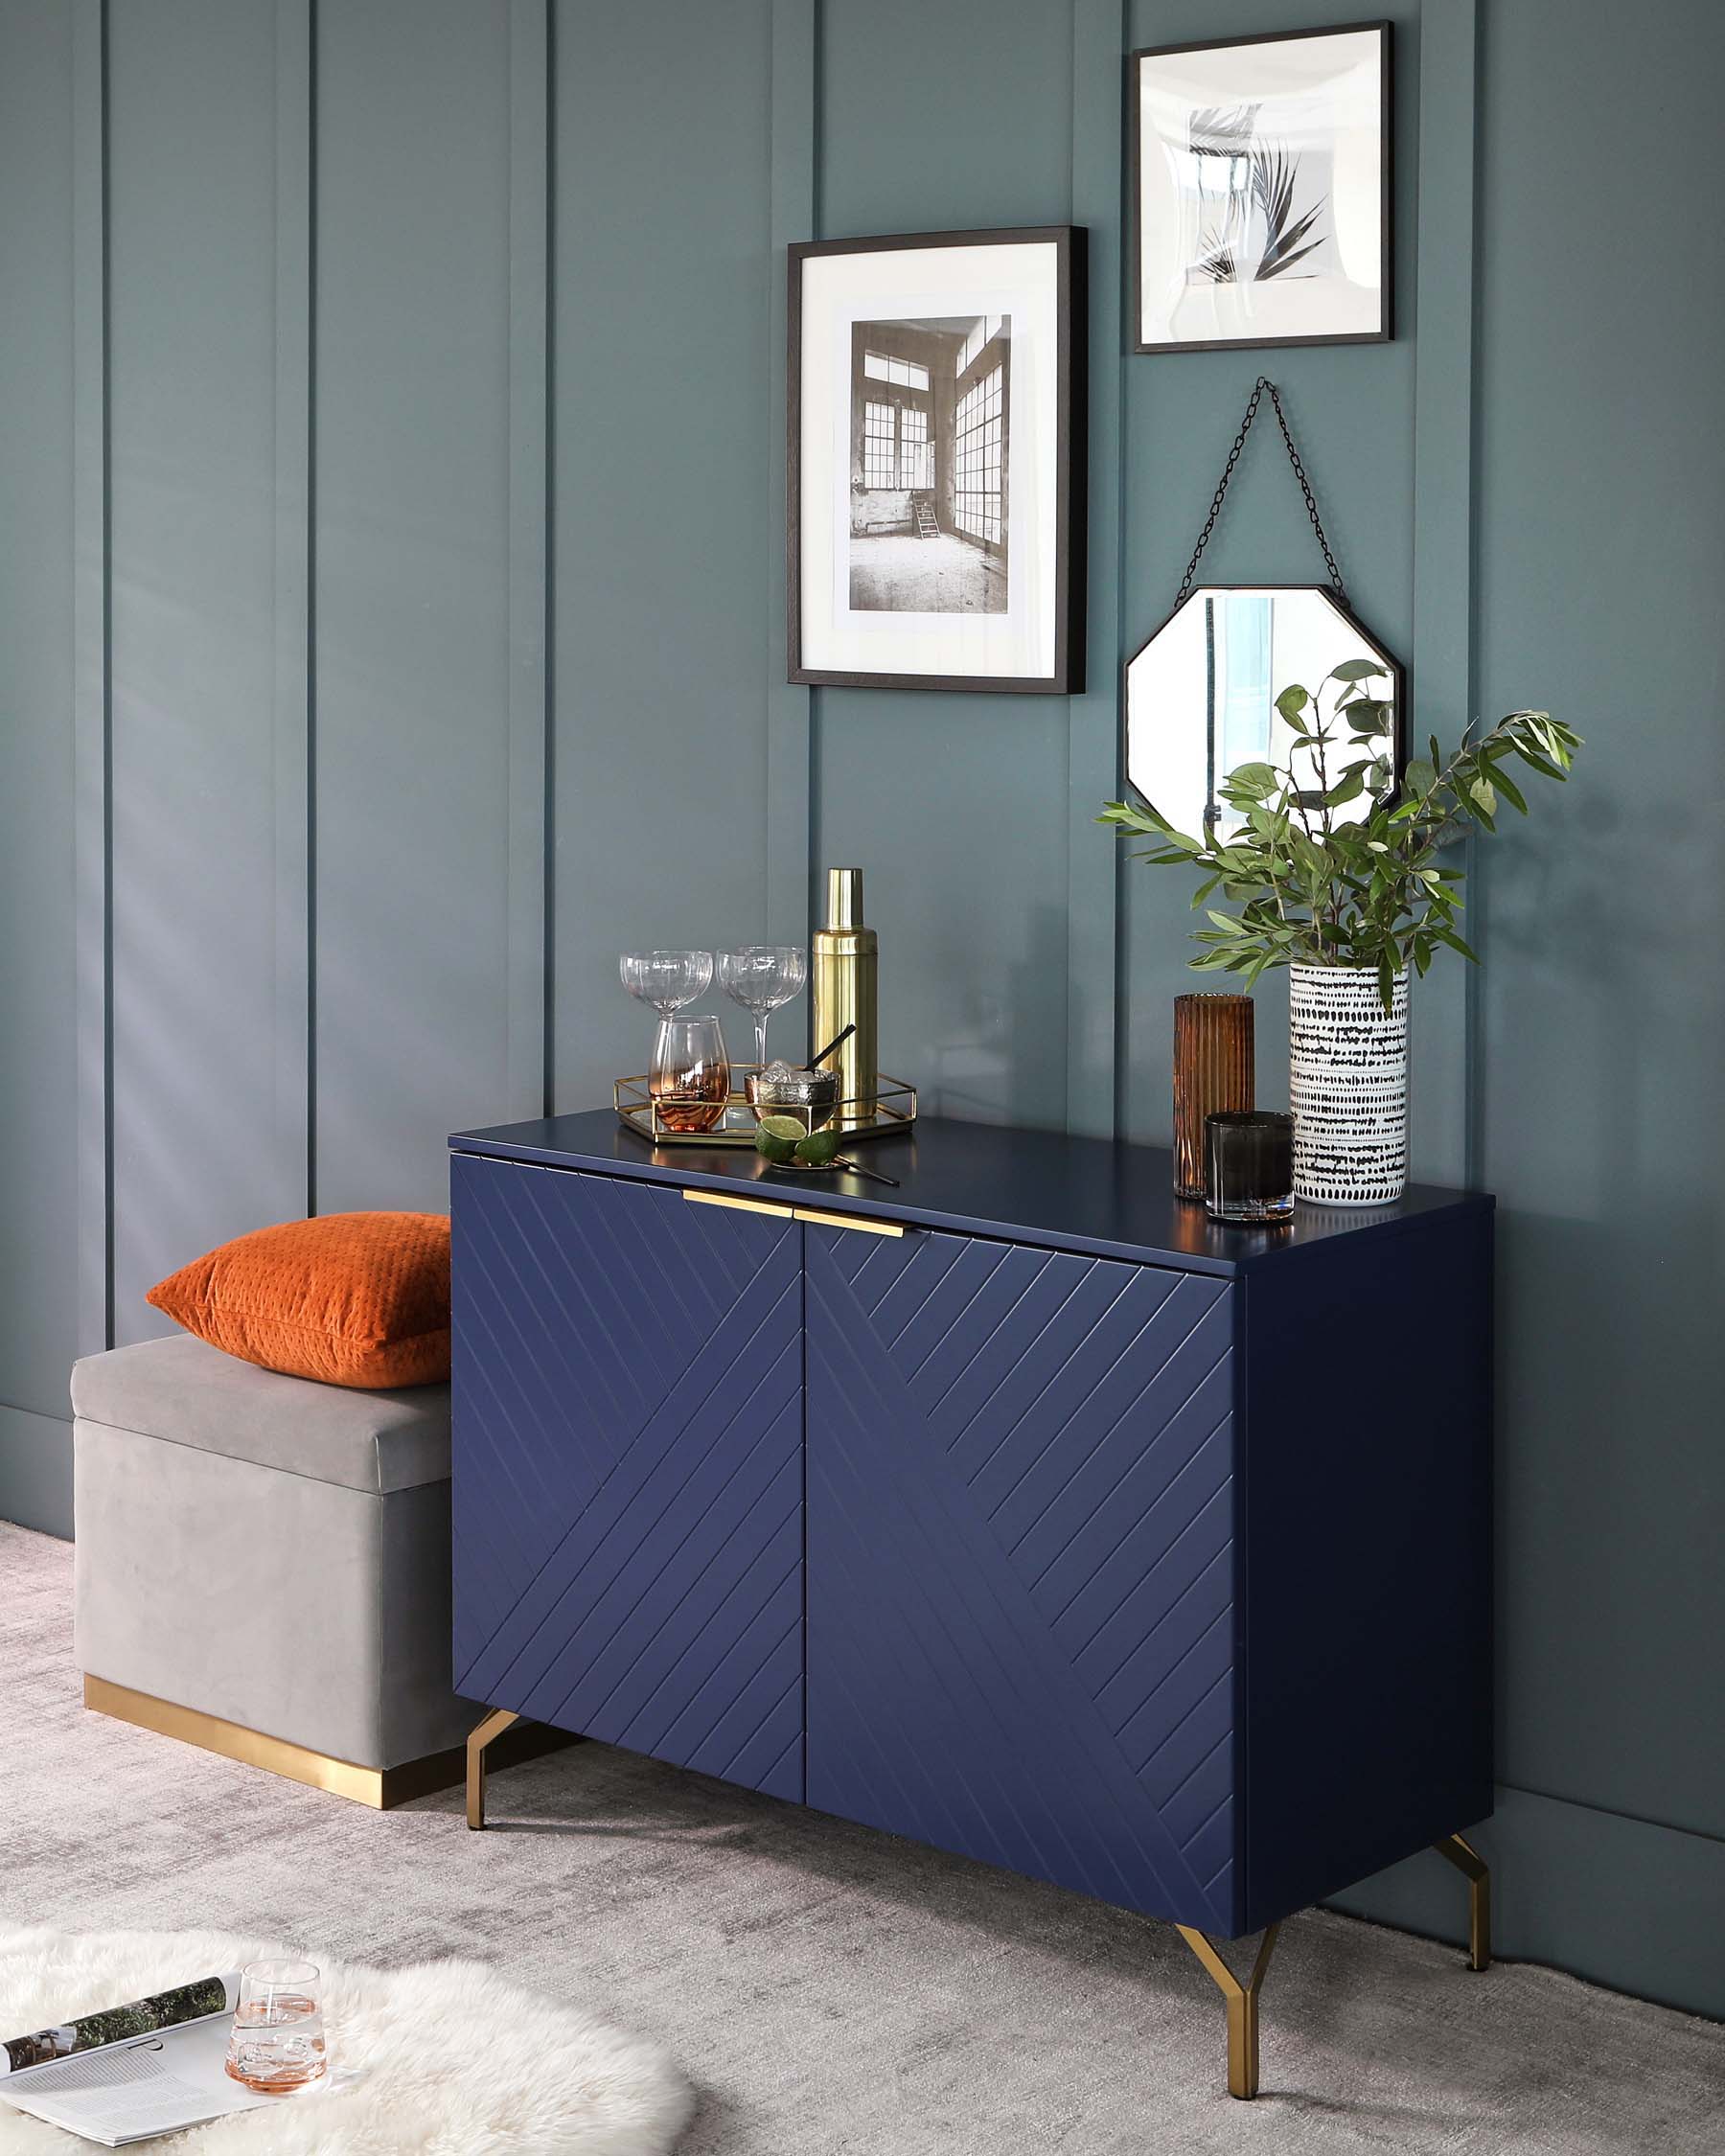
[804,1221,1242,1935]
[450,1156,805,1801]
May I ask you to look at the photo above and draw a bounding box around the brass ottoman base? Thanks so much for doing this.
[85,1674,572,1810]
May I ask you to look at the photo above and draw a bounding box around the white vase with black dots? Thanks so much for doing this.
[1288,964,1409,1204]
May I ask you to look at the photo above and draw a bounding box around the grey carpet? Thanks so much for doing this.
[2,1523,1717,2153]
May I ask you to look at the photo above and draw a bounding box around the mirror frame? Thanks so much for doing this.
[1119,584,1408,833]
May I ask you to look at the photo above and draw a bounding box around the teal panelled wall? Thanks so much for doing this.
[105,0,302,1342]
[315,0,522,1209]
[1,0,1721,2017]
[815,0,1076,1131]
[1326,0,1725,2020]
[1472,0,1725,1882]
[552,1,776,1113]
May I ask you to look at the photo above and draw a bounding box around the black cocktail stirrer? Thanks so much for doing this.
[795,1021,898,1186]
[809,1022,855,1068]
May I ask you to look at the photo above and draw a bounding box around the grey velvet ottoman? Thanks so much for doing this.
[71,1334,478,1806]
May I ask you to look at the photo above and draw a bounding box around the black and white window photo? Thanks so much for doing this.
[848,317,1009,616]
[791,229,1081,693]
[1133,25,1390,353]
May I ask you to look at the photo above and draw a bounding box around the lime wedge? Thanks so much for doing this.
[794,1128,841,1167]
[757,1114,806,1142]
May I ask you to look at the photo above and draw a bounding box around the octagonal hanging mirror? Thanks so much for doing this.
[1123,585,1404,841]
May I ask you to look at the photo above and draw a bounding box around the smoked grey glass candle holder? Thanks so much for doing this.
[1205,1111,1296,1224]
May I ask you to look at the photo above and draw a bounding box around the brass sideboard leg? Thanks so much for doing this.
[466,1708,520,1830]
[1433,1832,1492,1971]
[1175,1922,1279,2099]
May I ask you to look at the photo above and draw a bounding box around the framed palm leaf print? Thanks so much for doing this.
[1132,24,1392,354]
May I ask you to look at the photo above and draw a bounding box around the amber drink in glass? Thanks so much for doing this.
[649,1016,731,1135]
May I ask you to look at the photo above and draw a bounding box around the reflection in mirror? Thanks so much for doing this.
[1124,585,1402,839]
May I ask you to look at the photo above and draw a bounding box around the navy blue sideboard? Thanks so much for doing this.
[448,1111,1494,2099]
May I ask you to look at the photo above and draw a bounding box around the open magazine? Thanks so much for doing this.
[0,1973,279,2145]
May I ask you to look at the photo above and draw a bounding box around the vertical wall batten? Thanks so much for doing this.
[508,0,551,1118]
[1407,0,1478,1188]
[540,0,557,1118]
[1065,0,1129,1139]
[766,0,817,954]
[2,0,84,1531]
[274,0,313,1219]
[72,0,111,1360]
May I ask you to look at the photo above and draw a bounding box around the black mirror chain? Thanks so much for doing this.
[1174,376,1348,608]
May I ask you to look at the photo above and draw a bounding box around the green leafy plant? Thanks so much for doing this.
[1099,660,1581,1010]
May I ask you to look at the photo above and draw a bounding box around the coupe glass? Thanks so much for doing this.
[648,1015,730,1135]
[717,946,808,1072]
[619,950,713,1019]
[225,1959,326,2093]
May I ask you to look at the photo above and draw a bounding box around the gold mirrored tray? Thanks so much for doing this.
[614,1069,916,1147]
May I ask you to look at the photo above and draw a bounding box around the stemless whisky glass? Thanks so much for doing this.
[224,1960,327,2094]
[648,1016,731,1135]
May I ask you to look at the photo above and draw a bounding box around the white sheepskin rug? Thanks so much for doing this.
[0,1928,693,2154]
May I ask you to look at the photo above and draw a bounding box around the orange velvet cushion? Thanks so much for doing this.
[146,1213,451,1389]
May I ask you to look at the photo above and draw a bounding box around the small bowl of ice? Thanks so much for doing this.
[745,1060,840,1132]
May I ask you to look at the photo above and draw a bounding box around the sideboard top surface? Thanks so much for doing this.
[449,1110,1491,1277]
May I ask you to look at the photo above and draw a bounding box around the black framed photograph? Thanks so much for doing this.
[1131,23,1391,355]
[789,226,1085,694]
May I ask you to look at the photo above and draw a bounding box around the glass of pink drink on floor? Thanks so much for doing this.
[224,1960,327,2093]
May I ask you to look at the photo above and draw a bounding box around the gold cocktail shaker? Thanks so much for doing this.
[812,867,877,1130]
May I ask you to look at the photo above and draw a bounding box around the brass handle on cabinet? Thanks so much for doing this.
[679,1189,905,1239]
[792,1207,904,1239]
[681,1190,795,1221]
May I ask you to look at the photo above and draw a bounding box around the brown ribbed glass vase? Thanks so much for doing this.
[1172,994,1255,1199]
